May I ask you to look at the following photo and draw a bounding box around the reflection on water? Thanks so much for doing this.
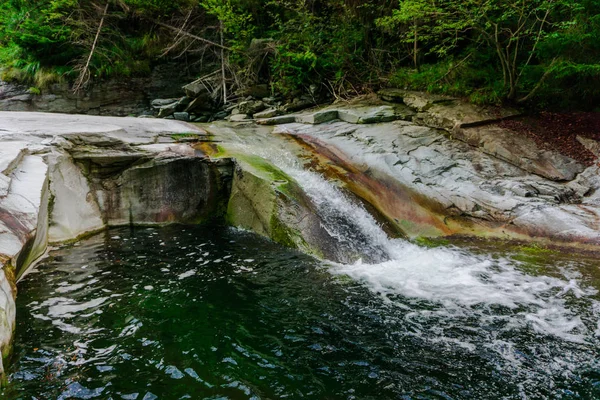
[2,225,600,399]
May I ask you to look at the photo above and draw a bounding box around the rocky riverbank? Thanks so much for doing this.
[0,91,599,382]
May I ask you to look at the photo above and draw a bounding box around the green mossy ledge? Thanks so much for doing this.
[224,154,344,261]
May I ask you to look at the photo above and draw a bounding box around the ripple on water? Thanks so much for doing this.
[1,225,599,399]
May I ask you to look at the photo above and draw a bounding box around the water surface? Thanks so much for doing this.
[2,225,600,399]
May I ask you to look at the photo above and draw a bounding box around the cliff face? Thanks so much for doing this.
[0,64,198,117]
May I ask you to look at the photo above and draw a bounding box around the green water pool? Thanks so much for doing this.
[2,226,599,399]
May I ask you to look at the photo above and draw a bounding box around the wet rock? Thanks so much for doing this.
[273,118,600,247]
[226,156,346,261]
[95,157,232,226]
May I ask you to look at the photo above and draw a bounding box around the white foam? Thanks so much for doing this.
[253,133,600,345]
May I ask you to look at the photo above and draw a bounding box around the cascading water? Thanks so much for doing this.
[252,134,600,395]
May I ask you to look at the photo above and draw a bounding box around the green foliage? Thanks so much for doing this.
[0,0,597,108]
[265,0,369,95]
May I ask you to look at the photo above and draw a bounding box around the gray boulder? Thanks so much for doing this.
[182,80,209,98]
[173,112,190,122]
[237,100,266,116]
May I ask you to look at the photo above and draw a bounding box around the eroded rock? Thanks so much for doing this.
[454,125,584,181]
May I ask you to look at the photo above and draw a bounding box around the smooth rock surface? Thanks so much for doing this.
[253,108,278,119]
[0,111,223,378]
[275,120,600,246]
[453,125,584,181]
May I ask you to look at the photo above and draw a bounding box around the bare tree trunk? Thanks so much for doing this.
[413,19,419,71]
[220,20,227,105]
[73,2,109,92]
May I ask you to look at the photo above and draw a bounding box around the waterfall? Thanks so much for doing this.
[254,142,600,349]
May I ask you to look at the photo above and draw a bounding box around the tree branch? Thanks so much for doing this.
[152,20,233,52]
[73,2,109,93]
[517,58,557,103]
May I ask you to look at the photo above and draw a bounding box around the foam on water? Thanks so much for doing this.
[258,144,600,347]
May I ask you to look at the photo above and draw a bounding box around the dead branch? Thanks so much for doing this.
[220,20,227,104]
[73,2,109,92]
[152,20,233,52]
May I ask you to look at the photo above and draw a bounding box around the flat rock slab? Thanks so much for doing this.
[0,111,204,144]
[378,89,455,111]
[454,125,584,181]
[414,103,521,131]
[259,104,416,126]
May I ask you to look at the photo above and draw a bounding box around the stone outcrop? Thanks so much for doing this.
[0,63,202,117]
[1,97,599,384]
[273,119,600,246]
[0,79,148,117]
[198,135,356,262]
[0,112,233,380]
[225,156,342,260]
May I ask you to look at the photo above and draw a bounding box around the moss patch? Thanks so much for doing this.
[414,236,451,248]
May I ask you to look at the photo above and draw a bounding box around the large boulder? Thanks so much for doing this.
[182,80,209,98]
[237,100,266,116]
